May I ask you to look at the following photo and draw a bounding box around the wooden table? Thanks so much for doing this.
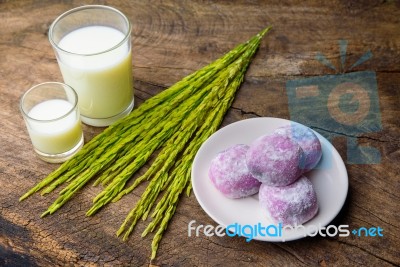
[1,1,399,266]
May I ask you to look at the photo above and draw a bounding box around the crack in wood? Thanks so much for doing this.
[310,126,397,143]
[336,239,399,266]
[231,107,262,117]
[273,243,307,266]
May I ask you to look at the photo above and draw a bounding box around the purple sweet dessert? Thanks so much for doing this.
[259,175,318,226]
[245,134,305,186]
[274,122,322,171]
[209,144,261,199]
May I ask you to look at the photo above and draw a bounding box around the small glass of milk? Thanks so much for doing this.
[20,82,84,163]
[48,5,134,127]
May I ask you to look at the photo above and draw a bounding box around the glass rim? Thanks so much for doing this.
[48,5,132,57]
[20,82,79,123]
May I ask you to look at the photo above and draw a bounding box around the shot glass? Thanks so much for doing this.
[48,5,134,127]
[20,82,84,163]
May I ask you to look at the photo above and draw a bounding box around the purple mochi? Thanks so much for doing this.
[246,134,305,186]
[259,175,318,226]
[274,122,322,171]
[209,144,261,199]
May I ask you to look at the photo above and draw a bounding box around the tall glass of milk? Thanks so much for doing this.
[48,5,134,127]
[20,82,84,163]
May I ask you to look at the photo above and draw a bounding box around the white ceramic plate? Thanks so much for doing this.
[191,117,348,242]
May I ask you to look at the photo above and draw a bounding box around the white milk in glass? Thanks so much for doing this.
[27,99,82,154]
[57,26,133,120]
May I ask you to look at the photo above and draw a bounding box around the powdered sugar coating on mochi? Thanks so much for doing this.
[259,175,318,226]
[246,134,305,186]
[209,144,261,199]
[274,122,322,171]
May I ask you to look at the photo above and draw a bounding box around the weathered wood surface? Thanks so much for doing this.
[1,0,399,266]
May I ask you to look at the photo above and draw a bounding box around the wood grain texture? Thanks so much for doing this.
[0,0,399,266]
